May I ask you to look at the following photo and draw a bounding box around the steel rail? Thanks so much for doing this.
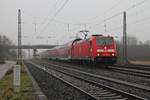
[26,61,98,100]
[45,62,150,91]
[115,64,150,71]
[29,61,148,100]
[108,66,150,78]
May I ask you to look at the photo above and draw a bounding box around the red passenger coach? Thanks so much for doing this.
[41,34,117,65]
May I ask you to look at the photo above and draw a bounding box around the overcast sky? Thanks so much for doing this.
[0,0,150,45]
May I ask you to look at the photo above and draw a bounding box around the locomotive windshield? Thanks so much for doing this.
[96,38,113,46]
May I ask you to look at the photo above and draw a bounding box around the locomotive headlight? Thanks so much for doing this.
[112,53,115,56]
[97,53,100,56]
[108,49,115,52]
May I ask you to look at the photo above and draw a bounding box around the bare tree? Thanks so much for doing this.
[120,35,138,46]
[127,35,138,46]
[0,34,16,62]
[144,40,150,46]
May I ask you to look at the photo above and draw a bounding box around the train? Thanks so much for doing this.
[40,34,117,65]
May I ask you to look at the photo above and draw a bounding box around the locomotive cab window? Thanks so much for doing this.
[96,38,113,46]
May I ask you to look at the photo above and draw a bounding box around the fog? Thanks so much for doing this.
[0,0,150,45]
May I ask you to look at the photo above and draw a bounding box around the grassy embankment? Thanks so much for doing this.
[0,65,35,100]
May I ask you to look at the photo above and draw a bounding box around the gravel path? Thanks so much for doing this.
[0,61,15,80]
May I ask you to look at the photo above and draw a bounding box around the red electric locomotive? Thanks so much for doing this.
[41,34,117,65]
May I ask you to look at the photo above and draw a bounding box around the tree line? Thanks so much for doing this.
[0,35,17,62]
[0,34,149,62]
[117,35,150,61]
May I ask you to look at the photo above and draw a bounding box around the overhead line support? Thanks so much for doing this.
[17,9,22,65]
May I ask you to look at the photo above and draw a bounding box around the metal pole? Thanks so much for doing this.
[123,11,128,64]
[14,9,21,93]
[84,24,87,30]
[104,20,107,33]
[104,24,107,33]
[67,24,70,32]
[33,23,37,33]
[18,9,22,65]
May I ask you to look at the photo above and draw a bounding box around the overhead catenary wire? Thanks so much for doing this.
[21,0,57,18]
[38,0,70,36]
[22,10,40,19]
[125,0,149,11]
[21,11,55,39]
[89,12,123,27]
[34,0,123,29]
[104,0,122,14]
[54,0,60,8]
[107,26,123,33]
[23,0,149,26]
[53,0,148,26]
[51,12,123,34]
[39,0,67,27]
[21,0,70,39]
[22,0,149,32]
[86,0,122,23]
[128,16,150,26]
[104,16,150,33]
[53,11,122,26]
[51,0,123,26]
[109,16,150,31]
[21,0,150,43]
[91,0,148,24]
[106,13,150,33]
[127,20,150,38]
[87,0,149,34]
[53,19,85,26]
[89,0,149,25]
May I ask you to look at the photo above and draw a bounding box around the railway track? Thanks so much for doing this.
[27,61,149,100]
[43,60,150,78]
[38,60,150,86]
[25,62,96,100]
[114,64,150,71]
[109,64,150,78]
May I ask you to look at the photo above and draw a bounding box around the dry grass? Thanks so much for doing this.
[0,65,36,100]
[130,61,150,65]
